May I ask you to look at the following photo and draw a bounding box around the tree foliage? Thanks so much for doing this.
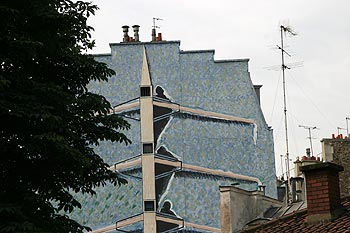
[0,0,130,232]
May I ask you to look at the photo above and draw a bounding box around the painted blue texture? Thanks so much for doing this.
[70,41,276,231]
[71,175,142,230]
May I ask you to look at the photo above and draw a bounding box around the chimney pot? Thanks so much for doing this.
[306,148,311,157]
[122,25,130,42]
[132,25,140,42]
[151,28,156,42]
[157,32,162,41]
[300,162,344,224]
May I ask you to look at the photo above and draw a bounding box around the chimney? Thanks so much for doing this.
[294,157,302,177]
[220,186,282,233]
[156,32,162,41]
[151,28,156,42]
[122,25,130,42]
[300,162,344,224]
[253,85,262,106]
[290,176,305,202]
[132,25,140,42]
[306,148,311,158]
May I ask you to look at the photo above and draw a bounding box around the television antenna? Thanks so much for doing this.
[151,18,163,42]
[275,24,297,204]
[278,25,297,182]
[263,61,303,71]
[153,17,163,29]
[298,125,319,156]
[337,127,347,136]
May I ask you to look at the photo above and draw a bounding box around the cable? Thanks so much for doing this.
[288,72,335,130]
[274,113,285,141]
[285,89,301,157]
[269,70,282,124]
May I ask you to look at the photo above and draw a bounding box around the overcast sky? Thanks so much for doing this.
[88,0,350,178]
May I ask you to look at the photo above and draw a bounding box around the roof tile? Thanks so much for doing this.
[241,197,350,233]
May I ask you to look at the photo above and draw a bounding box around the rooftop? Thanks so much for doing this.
[240,198,350,233]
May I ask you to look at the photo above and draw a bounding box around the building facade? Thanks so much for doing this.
[322,136,350,198]
[70,30,276,232]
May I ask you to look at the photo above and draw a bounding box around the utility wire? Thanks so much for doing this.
[269,70,282,124]
[288,72,335,130]
[274,114,285,143]
[285,87,301,156]
[280,85,299,169]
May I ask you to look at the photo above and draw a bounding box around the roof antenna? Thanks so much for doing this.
[337,127,347,136]
[277,22,297,204]
[298,125,319,156]
[152,17,163,41]
[346,117,350,136]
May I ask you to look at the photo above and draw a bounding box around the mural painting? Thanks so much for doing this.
[69,41,276,232]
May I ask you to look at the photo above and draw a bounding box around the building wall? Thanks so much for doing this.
[220,186,282,233]
[70,41,276,231]
[322,139,350,198]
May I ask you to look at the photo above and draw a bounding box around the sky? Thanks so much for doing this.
[88,0,350,178]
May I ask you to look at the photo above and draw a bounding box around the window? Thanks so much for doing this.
[144,200,155,211]
[140,86,151,97]
[143,143,153,154]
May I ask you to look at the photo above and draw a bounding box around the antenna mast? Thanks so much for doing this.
[278,25,291,182]
[152,17,163,42]
[299,125,319,156]
[277,24,296,203]
[337,127,347,136]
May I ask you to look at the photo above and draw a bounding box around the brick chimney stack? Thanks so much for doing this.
[300,162,344,224]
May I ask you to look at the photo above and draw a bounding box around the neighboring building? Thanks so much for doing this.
[70,26,276,232]
[222,138,350,233]
[220,186,282,232]
[239,162,350,233]
[321,135,350,198]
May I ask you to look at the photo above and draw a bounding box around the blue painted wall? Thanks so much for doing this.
[70,41,276,231]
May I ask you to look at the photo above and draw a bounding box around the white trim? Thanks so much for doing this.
[111,101,139,114]
[153,101,255,125]
[109,160,261,185]
[91,219,222,233]
[184,222,221,233]
[182,163,261,185]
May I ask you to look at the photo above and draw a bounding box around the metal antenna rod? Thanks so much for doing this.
[275,24,296,203]
[152,18,162,42]
[337,127,347,136]
[278,24,297,203]
[346,117,350,136]
[280,154,284,179]
[153,17,163,29]
[280,25,290,182]
[299,125,319,156]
